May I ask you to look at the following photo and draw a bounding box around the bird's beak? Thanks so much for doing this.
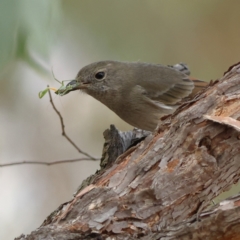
[55,80,89,96]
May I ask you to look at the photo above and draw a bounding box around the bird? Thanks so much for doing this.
[56,61,208,131]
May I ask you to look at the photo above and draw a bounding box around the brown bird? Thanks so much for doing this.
[56,61,208,131]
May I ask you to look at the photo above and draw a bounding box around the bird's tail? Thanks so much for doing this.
[189,78,209,97]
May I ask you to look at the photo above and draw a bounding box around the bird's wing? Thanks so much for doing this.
[132,64,194,105]
[144,77,194,105]
[131,85,178,116]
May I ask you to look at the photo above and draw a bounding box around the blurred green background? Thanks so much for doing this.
[1,1,240,239]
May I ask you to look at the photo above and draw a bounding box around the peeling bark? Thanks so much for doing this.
[16,63,240,240]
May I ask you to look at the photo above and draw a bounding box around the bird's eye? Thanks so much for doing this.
[95,71,105,80]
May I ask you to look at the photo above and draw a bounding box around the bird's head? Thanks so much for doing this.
[55,61,128,97]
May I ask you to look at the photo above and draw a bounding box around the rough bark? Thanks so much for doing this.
[16,63,240,240]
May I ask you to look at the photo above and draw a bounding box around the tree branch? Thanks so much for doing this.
[0,158,98,167]
[48,86,97,160]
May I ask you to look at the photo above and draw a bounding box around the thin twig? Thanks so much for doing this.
[0,158,98,167]
[48,86,98,160]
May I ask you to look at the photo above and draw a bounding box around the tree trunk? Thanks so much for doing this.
[16,63,240,240]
